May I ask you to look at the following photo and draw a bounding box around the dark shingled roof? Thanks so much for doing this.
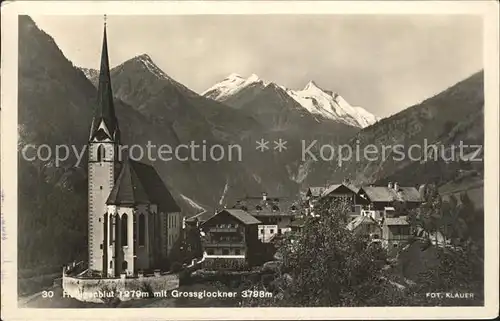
[322,183,360,197]
[90,24,120,141]
[106,160,181,213]
[360,186,421,203]
[203,209,261,226]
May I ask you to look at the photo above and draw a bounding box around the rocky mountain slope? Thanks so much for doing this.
[203,73,380,128]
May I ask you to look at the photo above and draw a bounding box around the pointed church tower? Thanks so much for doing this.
[88,17,120,273]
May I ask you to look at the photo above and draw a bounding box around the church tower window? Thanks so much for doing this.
[97,144,105,162]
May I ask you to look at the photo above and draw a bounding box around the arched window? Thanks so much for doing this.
[138,214,145,246]
[121,214,128,246]
[109,214,114,243]
[97,144,106,162]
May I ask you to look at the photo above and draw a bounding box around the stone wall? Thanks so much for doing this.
[62,272,179,303]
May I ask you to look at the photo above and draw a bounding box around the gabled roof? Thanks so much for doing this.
[307,187,325,197]
[346,215,380,231]
[106,159,181,213]
[322,183,359,197]
[359,186,421,203]
[203,209,261,226]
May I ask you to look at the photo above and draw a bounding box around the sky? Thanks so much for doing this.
[31,14,483,117]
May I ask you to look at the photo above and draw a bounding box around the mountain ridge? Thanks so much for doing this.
[201,73,380,128]
[80,67,380,129]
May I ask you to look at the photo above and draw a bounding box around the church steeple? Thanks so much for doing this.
[90,15,120,142]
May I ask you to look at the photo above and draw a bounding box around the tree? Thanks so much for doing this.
[408,184,443,245]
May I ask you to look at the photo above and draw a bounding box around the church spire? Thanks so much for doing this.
[90,15,120,142]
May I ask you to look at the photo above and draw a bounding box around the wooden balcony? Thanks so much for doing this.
[208,227,238,233]
[203,241,246,248]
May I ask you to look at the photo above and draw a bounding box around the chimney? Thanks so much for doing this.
[394,182,399,191]
[262,192,267,201]
[388,182,393,189]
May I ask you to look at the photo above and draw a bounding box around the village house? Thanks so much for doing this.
[356,182,422,217]
[232,193,300,243]
[200,209,261,263]
[320,182,361,219]
[346,213,412,250]
[346,182,421,250]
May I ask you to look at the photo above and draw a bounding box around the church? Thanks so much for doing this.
[87,20,182,277]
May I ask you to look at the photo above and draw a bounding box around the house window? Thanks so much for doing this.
[256,205,262,211]
[222,249,229,255]
[260,229,264,234]
[235,249,241,255]
[110,261,113,268]
[207,249,214,255]
[270,229,274,234]
[122,261,128,271]
[138,214,146,246]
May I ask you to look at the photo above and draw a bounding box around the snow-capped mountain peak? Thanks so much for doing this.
[202,73,268,101]
[225,73,244,81]
[303,80,322,92]
[203,74,380,128]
